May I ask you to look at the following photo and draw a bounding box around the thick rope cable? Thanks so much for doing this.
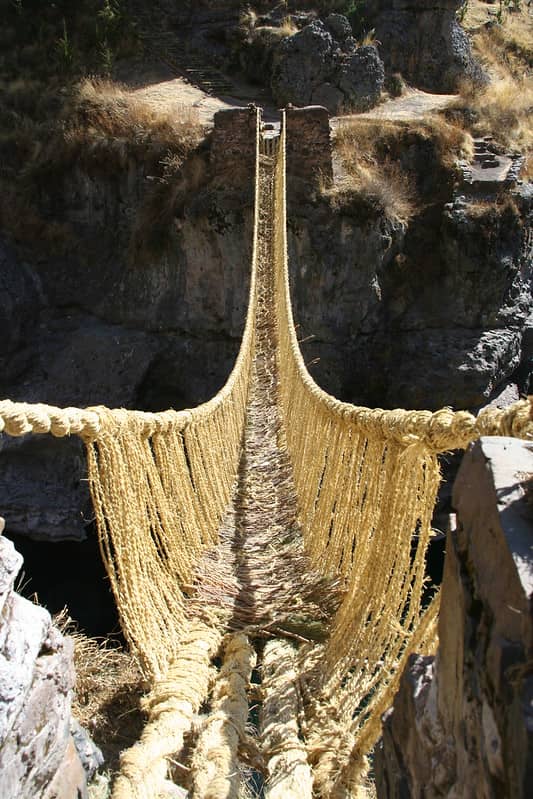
[189,633,256,799]
[112,620,222,799]
[261,638,313,799]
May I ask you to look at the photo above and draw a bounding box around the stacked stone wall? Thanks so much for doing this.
[286,106,333,194]
[211,107,259,190]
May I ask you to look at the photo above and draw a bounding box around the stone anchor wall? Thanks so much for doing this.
[375,437,533,798]
[211,106,259,190]
[0,518,88,799]
[286,106,333,195]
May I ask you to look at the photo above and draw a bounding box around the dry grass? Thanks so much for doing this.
[452,3,532,156]
[455,75,533,152]
[56,611,146,775]
[325,162,416,224]
[239,3,298,41]
[0,77,207,254]
[59,78,205,169]
[239,7,258,35]
[464,3,533,78]
[277,16,299,38]
[330,116,474,222]
[358,28,379,47]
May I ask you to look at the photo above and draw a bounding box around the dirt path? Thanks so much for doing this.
[341,88,457,123]
[121,59,457,127]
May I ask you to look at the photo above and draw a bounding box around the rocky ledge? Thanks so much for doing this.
[0,517,101,798]
[375,436,533,798]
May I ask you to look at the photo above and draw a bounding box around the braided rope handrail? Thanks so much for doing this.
[1,389,530,449]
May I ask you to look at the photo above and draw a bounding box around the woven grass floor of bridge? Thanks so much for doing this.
[173,153,341,798]
[190,153,339,636]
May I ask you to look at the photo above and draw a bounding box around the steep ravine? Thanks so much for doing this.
[0,128,531,558]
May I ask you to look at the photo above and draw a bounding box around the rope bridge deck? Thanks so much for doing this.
[0,110,531,799]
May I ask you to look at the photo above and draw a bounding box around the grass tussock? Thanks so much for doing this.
[455,75,533,153]
[238,5,298,41]
[59,78,205,170]
[56,611,146,774]
[467,6,533,79]
[330,116,474,222]
[326,161,416,225]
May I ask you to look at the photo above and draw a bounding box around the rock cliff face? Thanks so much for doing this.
[375,437,533,798]
[0,519,90,798]
[271,17,385,113]
[365,0,486,91]
[0,112,531,541]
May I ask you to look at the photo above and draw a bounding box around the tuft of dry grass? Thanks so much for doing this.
[56,611,146,775]
[325,161,416,224]
[239,7,258,36]
[277,16,299,38]
[455,75,533,153]
[330,116,474,222]
[59,78,205,169]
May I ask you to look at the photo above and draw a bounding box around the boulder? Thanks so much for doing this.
[363,0,487,91]
[271,20,335,107]
[311,82,345,115]
[0,535,91,799]
[324,13,352,43]
[271,18,384,113]
[375,436,533,798]
[336,45,385,112]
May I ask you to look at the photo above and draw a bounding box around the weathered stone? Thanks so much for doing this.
[0,537,91,799]
[385,327,522,410]
[324,13,352,43]
[336,45,385,112]
[364,0,487,92]
[211,106,258,190]
[270,17,384,112]
[43,737,88,799]
[286,106,333,194]
[376,437,533,799]
[311,82,345,115]
[0,535,22,615]
[271,20,335,107]
[71,717,104,781]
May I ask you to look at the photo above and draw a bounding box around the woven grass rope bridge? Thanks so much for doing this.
[1,108,532,799]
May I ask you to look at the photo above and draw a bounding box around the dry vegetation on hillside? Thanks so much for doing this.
[329,117,474,223]
[0,75,207,256]
[56,612,146,775]
[452,1,533,159]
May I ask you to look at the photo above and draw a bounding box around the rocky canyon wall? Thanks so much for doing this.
[375,436,533,798]
[0,109,531,542]
[0,517,94,798]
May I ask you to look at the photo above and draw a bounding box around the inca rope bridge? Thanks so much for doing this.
[1,110,532,799]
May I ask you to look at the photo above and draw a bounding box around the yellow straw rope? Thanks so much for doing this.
[261,638,314,799]
[190,633,256,799]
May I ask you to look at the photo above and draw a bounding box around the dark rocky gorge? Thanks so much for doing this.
[0,106,531,553]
